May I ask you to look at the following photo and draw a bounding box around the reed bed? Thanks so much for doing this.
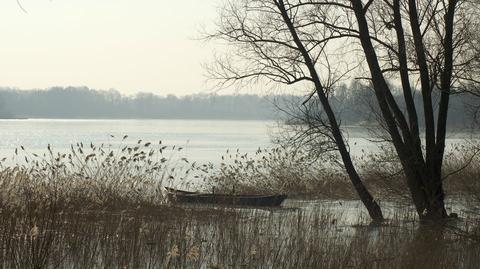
[203,141,480,202]
[1,202,480,268]
[0,138,197,213]
[201,146,355,198]
[0,139,479,268]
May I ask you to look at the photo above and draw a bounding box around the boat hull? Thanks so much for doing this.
[165,188,287,207]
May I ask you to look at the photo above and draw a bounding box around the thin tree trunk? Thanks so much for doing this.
[275,0,383,221]
[326,118,384,221]
[392,0,420,139]
[429,0,458,220]
[408,0,437,170]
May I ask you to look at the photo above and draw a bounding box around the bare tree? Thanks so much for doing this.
[207,0,479,220]
[206,0,384,221]
[350,0,480,220]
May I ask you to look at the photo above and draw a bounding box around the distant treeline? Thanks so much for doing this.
[0,87,277,120]
[315,82,478,128]
[0,86,476,127]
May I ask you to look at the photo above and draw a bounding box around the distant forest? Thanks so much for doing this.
[0,87,277,120]
[0,86,476,127]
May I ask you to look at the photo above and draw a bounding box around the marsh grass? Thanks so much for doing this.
[0,138,200,213]
[1,201,480,268]
[1,139,480,268]
[442,142,480,199]
[201,146,355,198]
[203,141,480,202]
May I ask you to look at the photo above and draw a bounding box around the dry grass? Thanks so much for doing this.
[201,146,356,198]
[0,140,480,268]
[203,141,480,202]
[442,142,480,199]
[356,141,480,202]
[1,201,480,269]
[0,138,196,213]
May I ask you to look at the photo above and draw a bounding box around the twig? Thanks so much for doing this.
[442,146,480,181]
[17,0,28,13]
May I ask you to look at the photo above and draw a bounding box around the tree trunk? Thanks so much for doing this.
[422,168,448,220]
[350,0,451,220]
[403,163,448,220]
[331,128,384,221]
[276,0,384,221]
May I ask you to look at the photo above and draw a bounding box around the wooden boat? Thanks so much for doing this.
[165,187,287,207]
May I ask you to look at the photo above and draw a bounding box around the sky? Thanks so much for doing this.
[0,0,224,96]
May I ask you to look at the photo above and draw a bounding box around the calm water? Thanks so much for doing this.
[0,119,475,165]
[0,119,273,164]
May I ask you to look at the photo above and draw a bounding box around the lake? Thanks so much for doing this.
[0,119,476,165]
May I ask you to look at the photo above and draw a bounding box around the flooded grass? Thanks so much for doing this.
[1,201,480,268]
[1,140,480,268]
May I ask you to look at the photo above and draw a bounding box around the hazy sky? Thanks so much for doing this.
[0,0,222,95]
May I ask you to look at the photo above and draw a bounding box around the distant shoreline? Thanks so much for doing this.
[0,117,275,121]
[0,117,29,120]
